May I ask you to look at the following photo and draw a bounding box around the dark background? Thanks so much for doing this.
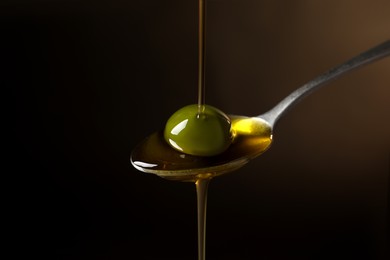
[3,0,389,259]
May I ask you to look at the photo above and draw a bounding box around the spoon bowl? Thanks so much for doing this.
[131,116,272,181]
[131,40,390,182]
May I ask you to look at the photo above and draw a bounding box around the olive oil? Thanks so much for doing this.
[131,1,272,260]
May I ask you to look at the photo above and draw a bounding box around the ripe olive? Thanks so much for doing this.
[164,104,232,156]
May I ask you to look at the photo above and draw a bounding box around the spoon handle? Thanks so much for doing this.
[259,40,390,127]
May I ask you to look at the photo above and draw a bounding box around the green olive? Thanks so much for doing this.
[164,104,232,156]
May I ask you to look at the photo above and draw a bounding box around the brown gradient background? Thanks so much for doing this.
[3,0,389,259]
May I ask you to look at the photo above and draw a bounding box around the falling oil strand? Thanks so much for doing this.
[196,177,210,260]
[197,0,206,113]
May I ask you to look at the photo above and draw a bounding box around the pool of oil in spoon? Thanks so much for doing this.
[131,115,273,182]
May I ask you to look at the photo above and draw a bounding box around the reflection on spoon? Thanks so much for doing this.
[131,40,390,182]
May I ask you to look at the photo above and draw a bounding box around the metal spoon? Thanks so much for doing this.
[131,40,390,182]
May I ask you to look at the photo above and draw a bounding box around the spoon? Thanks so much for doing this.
[131,40,390,182]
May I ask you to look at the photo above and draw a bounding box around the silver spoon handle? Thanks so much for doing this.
[259,40,390,127]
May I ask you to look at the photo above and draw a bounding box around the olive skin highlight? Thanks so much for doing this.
[164,104,232,156]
